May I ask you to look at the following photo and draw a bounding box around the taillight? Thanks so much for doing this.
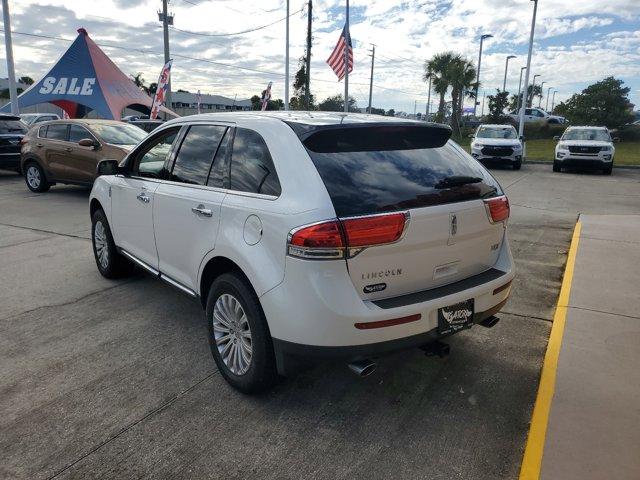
[484,196,510,223]
[287,212,408,260]
[287,220,345,259]
[342,212,407,247]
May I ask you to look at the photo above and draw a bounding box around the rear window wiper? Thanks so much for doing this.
[434,175,483,189]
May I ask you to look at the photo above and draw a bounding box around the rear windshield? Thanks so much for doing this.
[0,120,27,134]
[299,125,501,217]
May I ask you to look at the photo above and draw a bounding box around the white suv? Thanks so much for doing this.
[553,126,616,174]
[89,112,515,393]
[470,124,523,169]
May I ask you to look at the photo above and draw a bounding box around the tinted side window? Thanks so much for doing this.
[207,128,231,189]
[45,124,68,140]
[171,125,227,185]
[230,128,281,196]
[132,127,180,178]
[38,125,48,137]
[69,125,93,143]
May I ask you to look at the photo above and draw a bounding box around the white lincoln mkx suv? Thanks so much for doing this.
[89,112,515,393]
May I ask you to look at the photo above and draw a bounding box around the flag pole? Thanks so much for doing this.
[284,0,290,110]
[343,0,349,113]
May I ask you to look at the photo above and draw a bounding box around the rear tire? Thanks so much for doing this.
[91,209,134,279]
[206,272,278,394]
[24,161,50,192]
[553,161,561,173]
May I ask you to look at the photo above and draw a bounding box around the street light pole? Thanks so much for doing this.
[518,0,539,141]
[481,90,486,116]
[285,0,290,110]
[516,66,527,112]
[538,81,546,108]
[551,90,557,112]
[502,55,516,92]
[473,33,492,116]
[344,0,350,113]
[530,74,540,108]
[426,76,432,120]
[2,0,19,114]
[545,86,553,111]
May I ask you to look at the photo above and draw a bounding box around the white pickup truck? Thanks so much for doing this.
[509,108,566,125]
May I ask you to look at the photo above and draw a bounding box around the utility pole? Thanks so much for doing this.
[367,45,375,114]
[304,0,312,110]
[284,0,290,110]
[2,0,19,115]
[158,0,173,114]
[413,100,417,117]
[518,0,538,141]
[344,0,350,113]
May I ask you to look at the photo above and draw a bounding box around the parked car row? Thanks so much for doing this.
[469,123,617,175]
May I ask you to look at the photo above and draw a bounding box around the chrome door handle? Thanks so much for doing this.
[136,192,150,203]
[65,147,73,152]
[191,204,213,217]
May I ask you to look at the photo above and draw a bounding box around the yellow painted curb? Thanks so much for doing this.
[519,220,582,480]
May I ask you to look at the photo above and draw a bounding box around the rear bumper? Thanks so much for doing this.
[261,233,515,373]
[273,298,507,374]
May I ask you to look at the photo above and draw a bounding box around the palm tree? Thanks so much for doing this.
[130,73,149,95]
[445,55,477,135]
[424,52,455,122]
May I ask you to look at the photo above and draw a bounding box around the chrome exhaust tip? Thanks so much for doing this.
[347,359,377,377]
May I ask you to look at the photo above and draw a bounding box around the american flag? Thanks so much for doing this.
[326,25,353,81]
[150,59,173,120]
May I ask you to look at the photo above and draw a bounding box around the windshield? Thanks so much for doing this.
[20,115,38,125]
[477,126,517,139]
[90,123,147,145]
[562,129,610,141]
[0,120,28,134]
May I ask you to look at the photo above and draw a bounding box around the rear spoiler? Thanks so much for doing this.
[286,122,452,153]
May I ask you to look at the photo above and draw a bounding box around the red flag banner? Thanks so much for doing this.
[150,59,173,120]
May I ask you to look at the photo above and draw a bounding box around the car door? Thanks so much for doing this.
[110,127,181,270]
[153,124,230,290]
[41,123,71,180]
[65,124,98,183]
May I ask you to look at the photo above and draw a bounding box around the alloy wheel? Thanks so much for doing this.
[213,293,253,375]
[93,221,110,270]
[26,166,41,189]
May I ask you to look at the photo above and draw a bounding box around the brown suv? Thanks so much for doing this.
[20,119,148,192]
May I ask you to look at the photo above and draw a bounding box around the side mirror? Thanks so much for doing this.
[613,137,620,143]
[468,133,474,138]
[79,138,99,149]
[96,159,121,177]
[553,135,560,141]
[520,135,526,142]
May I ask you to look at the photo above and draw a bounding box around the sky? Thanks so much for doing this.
[0,0,639,114]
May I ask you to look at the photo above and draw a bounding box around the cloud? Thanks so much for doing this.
[1,0,639,113]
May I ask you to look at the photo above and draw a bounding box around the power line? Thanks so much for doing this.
[169,5,305,37]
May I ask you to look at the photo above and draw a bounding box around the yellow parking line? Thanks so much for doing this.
[519,220,582,480]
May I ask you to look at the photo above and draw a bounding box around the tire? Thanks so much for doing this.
[603,164,613,175]
[513,160,522,170]
[24,161,50,193]
[206,272,278,393]
[553,161,561,173]
[91,209,134,279]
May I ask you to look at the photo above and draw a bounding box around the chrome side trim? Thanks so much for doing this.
[120,249,160,276]
[159,273,198,297]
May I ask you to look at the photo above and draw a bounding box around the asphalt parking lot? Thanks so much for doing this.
[2,164,640,480]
